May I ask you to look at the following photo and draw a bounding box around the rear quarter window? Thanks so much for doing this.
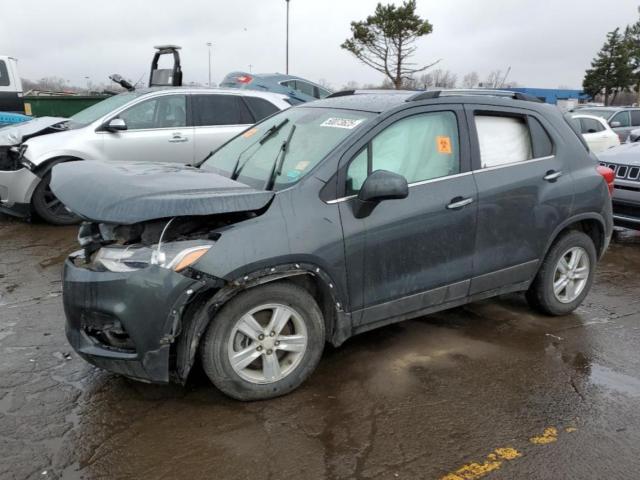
[0,61,10,87]
[244,97,280,122]
[192,94,253,126]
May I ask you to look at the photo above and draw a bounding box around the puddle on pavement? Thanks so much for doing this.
[590,364,640,397]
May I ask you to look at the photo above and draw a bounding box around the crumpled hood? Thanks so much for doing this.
[597,142,640,166]
[50,161,275,224]
[0,116,67,146]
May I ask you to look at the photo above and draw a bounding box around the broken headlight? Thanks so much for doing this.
[93,240,213,273]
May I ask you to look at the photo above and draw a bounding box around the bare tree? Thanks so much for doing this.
[482,70,503,88]
[341,80,361,91]
[461,71,479,88]
[318,78,332,90]
[416,69,457,89]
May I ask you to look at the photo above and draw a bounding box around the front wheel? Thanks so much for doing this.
[200,282,325,401]
[526,230,597,315]
[31,172,80,225]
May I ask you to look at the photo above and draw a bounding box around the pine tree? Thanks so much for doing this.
[625,9,640,104]
[583,28,633,105]
[341,1,439,89]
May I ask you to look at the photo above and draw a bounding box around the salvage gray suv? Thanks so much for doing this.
[55,89,614,400]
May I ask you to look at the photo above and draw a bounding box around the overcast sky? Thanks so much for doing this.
[1,0,639,91]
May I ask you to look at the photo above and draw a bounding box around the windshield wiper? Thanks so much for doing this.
[265,124,296,191]
[230,118,290,180]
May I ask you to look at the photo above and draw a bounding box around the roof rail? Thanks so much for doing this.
[326,90,356,98]
[326,89,414,99]
[407,89,544,103]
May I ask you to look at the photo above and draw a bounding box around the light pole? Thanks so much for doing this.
[285,0,290,74]
[206,42,212,87]
[84,76,90,94]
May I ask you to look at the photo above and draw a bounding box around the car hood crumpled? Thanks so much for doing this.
[598,142,640,166]
[0,116,67,146]
[50,161,275,224]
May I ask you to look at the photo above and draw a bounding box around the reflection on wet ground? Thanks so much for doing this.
[1,216,639,480]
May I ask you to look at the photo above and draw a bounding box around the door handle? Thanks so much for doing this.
[543,170,563,182]
[169,133,188,143]
[447,197,474,210]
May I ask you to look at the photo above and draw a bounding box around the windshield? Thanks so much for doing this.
[67,91,146,128]
[577,109,613,120]
[201,107,375,190]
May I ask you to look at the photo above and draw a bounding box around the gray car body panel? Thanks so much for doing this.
[51,161,274,224]
[60,93,614,383]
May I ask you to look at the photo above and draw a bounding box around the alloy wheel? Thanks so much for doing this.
[227,303,308,384]
[553,246,590,304]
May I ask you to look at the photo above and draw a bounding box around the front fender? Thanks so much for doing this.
[173,262,348,383]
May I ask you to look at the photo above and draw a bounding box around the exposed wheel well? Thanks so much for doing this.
[553,219,605,257]
[283,274,337,341]
[33,155,83,177]
[172,271,341,383]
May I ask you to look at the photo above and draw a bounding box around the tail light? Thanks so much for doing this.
[236,75,253,84]
[596,165,615,196]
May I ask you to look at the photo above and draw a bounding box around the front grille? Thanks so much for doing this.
[600,162,640,182]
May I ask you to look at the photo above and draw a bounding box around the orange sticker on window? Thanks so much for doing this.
[243,128,258,138]
[436,136,452,154]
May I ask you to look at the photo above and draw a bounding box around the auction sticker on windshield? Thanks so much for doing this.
[320,117,366,129]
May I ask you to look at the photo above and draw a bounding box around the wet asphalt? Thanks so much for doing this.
[1,214,639,480]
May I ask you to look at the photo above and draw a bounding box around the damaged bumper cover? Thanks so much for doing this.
[63,251,207,383]
[0,166,40,217]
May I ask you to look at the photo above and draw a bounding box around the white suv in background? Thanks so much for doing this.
[570,114,620,154]
[0,87,290,224]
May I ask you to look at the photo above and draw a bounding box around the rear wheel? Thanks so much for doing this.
[200,282,325,401]
[31,172,80,225]
[526,230,597,315]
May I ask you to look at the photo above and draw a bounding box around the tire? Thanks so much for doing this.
[31,172,81,225]
[526,230,597,316]
[200,281,325,401]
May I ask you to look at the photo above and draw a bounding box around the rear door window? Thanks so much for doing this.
[475,115,532,168]
[192,94,253,126]
[631,110,640,127]
[243,96,280,122]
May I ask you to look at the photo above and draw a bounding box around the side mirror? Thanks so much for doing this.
[354,170,408,218]
[104,118,127,132]
[610,121,621,128]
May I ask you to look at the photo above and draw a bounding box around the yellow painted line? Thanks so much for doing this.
[529,426,558,445]
[440,448,522,480]
[440,426,578,480]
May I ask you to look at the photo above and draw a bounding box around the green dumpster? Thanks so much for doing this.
[23,95,110,117]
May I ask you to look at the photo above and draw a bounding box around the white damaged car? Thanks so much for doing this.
[0,87,290,224]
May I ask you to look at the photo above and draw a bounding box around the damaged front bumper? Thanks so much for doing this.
[63,251,206,383]
[0,166,40,218]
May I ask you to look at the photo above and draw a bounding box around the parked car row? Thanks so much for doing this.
[0,87,290,224]
[576,106,640,142]
[52,89,615,400]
